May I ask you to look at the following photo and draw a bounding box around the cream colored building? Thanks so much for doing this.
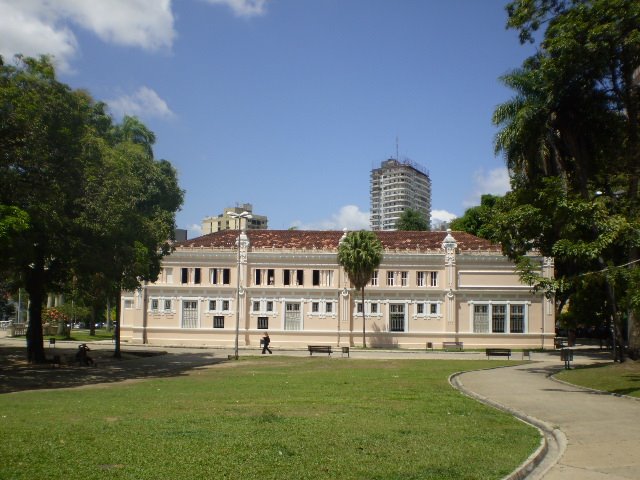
[201,203,268,233]
[120,229,555,349]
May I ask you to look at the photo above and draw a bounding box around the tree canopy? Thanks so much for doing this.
[0,55,183,362]
[395,208,430,231]
[337,231,383,348]
[491,0,640,358]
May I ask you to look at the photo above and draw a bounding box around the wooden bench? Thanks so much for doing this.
[486,348,511,359]
[442,341,463,351]
[308,345,332,356]
[554,337,567,349]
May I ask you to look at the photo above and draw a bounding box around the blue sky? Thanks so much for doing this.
[1,0,535,237]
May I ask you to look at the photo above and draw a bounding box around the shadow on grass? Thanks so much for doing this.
[0,346,225,394]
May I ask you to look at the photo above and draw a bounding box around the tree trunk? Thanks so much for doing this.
[90,304,97,336]
[113,289,121,359]
[361,287,366,348]
[25,262,47,363]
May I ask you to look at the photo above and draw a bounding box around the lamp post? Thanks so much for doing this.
[229,211,252,360]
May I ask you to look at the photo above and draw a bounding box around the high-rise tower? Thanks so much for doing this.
[370,158,431,230]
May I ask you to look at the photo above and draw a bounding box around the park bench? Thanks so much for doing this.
[486,348,511,359]
[308,345,332,356]
[442,341,463,351]
[554,337,567,349]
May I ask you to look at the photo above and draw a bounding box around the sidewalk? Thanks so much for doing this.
[455,361,640,480]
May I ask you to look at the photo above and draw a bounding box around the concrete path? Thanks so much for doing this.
[456,361,640,480]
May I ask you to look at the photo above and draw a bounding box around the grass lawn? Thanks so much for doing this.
[46,328,114,343]
[0,358,538,480]
[555,360,640,398]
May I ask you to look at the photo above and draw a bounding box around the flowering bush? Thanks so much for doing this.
[42,307,69,324]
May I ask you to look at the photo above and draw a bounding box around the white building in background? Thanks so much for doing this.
[201,203,268,233]
[120,229,555,350]
[370,158,432,230]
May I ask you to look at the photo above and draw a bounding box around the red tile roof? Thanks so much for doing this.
[176,230,501,252]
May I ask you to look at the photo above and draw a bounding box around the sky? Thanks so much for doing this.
[1,0,537,238]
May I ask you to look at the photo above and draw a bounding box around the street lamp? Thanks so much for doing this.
[229,211,252,360]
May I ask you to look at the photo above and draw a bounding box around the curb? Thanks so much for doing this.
[449,368,567,480]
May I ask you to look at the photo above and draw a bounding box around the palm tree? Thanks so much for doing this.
[338,231,383,348]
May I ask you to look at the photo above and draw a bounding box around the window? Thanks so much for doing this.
[312,302,320,313]
[312,270,334,286]
[151,299,159,311]
[430,272,438,287]
[165,267,173,283]
[213,316,224,328]
[473,303,526,333]
[194,268,201,284]
[370,270,379,286]
[356,302,363,314]
[430,303,438,315]
[511,305,525,333]
[473,305,490,333]
[182,300,198,328]
[417,271,425,287]
[492,305,506,333]
[254,269,276,286]
[222,300,229,311]
[257,317,269,329]
[386,271,395,286]
[400,271,408,286]
[209,300,216,311]
[164,299,172,311]
[325,302,333,314]
[416,303,424,314]
[266,301,273,312]
[284,303,301,330]
[210,268,231,285]
[389,304,405,332]
[284,270,304,286]
[124,299,134,309]
[181,268,189,284]
[370,303,378,314]
[253,301,261,312]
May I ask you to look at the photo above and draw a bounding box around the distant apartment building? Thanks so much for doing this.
[370,158,431,230]
[201,203,268,233]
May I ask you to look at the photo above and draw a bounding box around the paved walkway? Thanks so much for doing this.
[456,361,640,479]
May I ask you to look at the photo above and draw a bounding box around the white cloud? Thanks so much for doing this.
[107,86,174,120]
[0,0,175,73]
[203,0,269,17]
[431,210,457,229]
[290,205,370,231]
[464,167,511,207]
[187,223,203,239]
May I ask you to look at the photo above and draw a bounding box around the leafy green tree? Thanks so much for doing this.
[338,231,383,348]
[449,195,502,239]
[0,55,108,362]
[395,208,430,231]
[493,0,640,358]
[0,55,183,362]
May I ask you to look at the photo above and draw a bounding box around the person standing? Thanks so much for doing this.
[262,333,272,354]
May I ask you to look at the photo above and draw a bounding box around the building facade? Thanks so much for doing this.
[201,203,268,234]
[120,230,555,350]
[370,158,432,230]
